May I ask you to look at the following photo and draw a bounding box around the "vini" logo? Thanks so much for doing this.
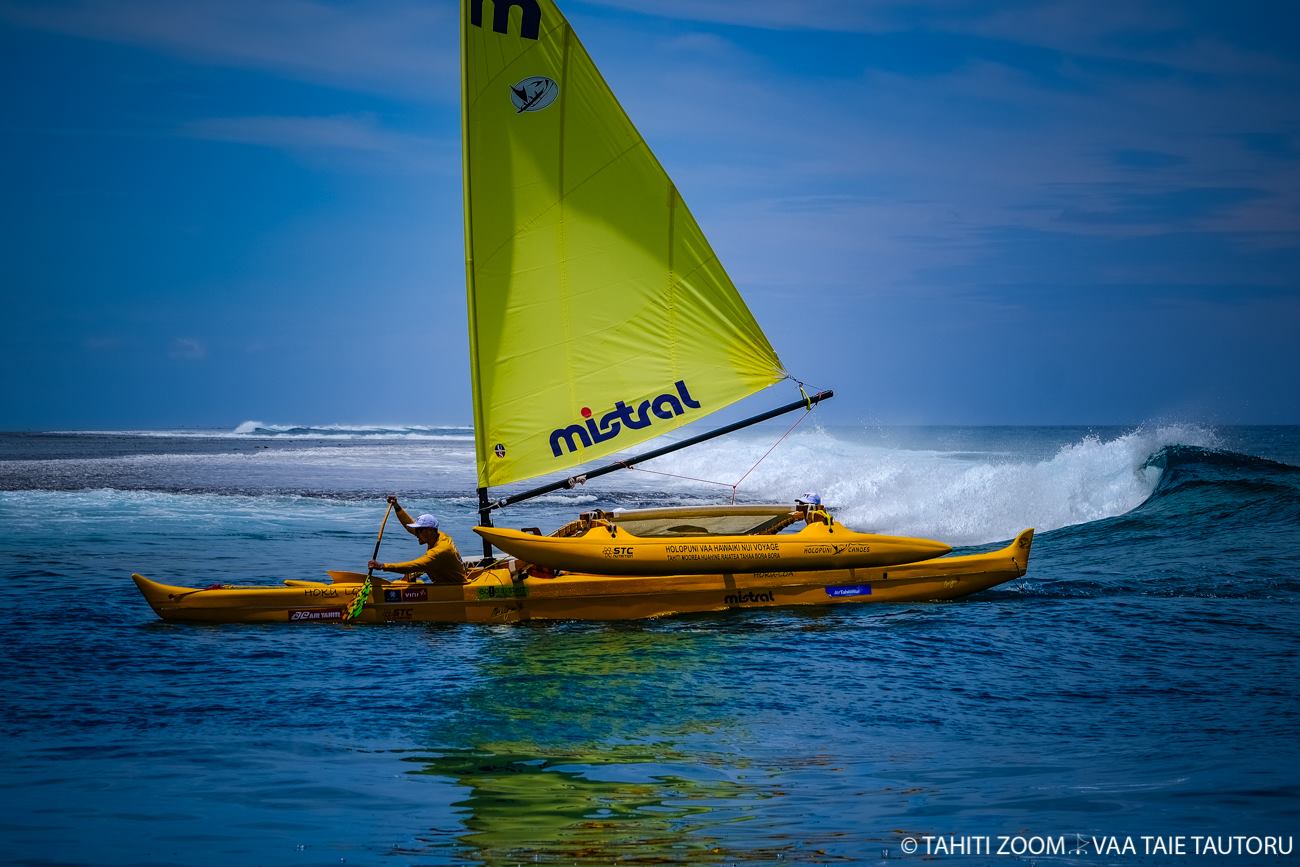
[549,380,702,457]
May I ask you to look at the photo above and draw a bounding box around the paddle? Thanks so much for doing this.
[345,500,394,621]
[366,499,390,579]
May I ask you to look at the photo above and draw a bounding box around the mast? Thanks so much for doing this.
[477,486,493,558]
[462,3,493,558]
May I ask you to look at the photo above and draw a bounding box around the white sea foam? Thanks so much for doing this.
[48,423,475,440]
[226,421,474,440]
[640,424,1221,545]
[0,488,364,529]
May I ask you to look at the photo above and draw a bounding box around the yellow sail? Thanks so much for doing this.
[462,0,787,489]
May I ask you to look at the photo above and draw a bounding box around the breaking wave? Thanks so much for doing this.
[230,422,474,439]
[644,424,1225,545]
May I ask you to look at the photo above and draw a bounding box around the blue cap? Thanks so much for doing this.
[796,492,821,507]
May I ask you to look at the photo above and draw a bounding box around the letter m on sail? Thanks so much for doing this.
[549,424,591,457]
[470,0,541,40]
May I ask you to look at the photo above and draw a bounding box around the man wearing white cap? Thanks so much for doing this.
[795,492,831,526]
[367,496,466,584]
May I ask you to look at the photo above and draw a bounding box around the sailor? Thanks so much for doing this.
[795,492,832,526]
[368,496,467,584]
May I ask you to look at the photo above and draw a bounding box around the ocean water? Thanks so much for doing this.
[1,424,1298,865]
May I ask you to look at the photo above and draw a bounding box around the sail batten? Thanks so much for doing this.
[463,0,785,489]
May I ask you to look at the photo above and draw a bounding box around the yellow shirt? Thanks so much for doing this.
[382,506,467,584]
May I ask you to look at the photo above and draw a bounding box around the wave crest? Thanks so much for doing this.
[647,424,1222,545]
[229,421,473,440]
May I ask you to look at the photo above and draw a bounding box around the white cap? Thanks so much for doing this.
[406,514,439,530]
[795,492,821,507]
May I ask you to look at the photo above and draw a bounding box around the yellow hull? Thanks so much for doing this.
[475,520,952,575]
[131,529,1033,624]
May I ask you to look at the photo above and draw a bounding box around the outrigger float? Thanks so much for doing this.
[476,513,954,576]
[132,0,1033,624]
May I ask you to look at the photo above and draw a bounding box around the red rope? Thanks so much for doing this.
[733,409,811,490]
[618,462,736,490]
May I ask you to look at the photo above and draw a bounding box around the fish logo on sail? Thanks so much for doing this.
[549,380,702,458]
[510,76,558,113]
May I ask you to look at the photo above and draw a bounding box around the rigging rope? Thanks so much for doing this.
[621,396,818,502]
[732,407,812,492]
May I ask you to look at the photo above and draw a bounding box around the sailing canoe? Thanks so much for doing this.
[131,529,1032,624]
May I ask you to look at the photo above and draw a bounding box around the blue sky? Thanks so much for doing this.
[3,0,1298,428]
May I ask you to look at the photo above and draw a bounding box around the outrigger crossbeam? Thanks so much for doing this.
[475,389,833,558]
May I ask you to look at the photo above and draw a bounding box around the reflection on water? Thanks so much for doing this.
[402,623,837,863]
[412,743,786,863]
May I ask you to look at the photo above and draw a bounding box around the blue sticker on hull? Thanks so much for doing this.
[825,584,872,598]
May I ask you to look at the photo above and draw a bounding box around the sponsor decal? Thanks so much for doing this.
[510,76,558,113]
[602,546,634,559]
[469,0,540,40]
[825,584,872,598]
[385,587,428,603]
[724,590,775,606]
[302,587,339,598]
[664,542,780,554]
[803,542,871,556]
[288,608,345,622]
[476,584,528,600]
[494,443,506,458]
[384,608,414,620]
[550,380,702,458]
[663,540,781,564]
[753,571,795,579]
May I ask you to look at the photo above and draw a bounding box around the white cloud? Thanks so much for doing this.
[600,24,1300,252]
[84,336,124,351]
[169,337,206,360]
[578,0,950,33]
[0,0,458,99]
[182,113,453,171]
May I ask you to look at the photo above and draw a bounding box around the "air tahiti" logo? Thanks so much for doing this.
[549,380,702,458]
